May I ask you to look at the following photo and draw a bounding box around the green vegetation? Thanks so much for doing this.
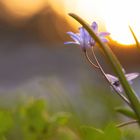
[0,95,139,140]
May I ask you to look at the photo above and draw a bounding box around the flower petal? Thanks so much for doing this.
[79,27,88,40]
[64,41,80,45]
[90,38,96,46]
[99,32,110,37]
[106,74,118,83]
[125,73,139,81]
[100,38,108,43]
[91,22,98,33]
[114,85,123,93]
[79,27,90,48]
[67,32,81,43]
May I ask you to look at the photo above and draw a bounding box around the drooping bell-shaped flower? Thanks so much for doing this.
[106,72,139,93]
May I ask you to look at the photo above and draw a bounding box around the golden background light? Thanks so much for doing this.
[1,0,46,17]
[64,0,140,46]
[64,0,105,28]
[103,0,140,45]
[2,0,140,45]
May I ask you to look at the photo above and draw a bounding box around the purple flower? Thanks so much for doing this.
[90,22,110,46]
[64,27,91,51]
[65,21,110,51]
[106,72,139,93]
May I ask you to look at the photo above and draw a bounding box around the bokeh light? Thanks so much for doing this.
[103,0,140,45]
[1,0,46,17]
[64,0,140,45]
[1,0,140,45]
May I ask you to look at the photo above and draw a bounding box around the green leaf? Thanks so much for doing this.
[103,123,122,140]
[51,112,70,125]
[18,100,49,140]
[129,26,140,51]
[115,107,137,119]
[0,136,6,140]
[54,127,79,140]
[0,110,13,134]
[80,126,103,140]
[81,124,122,140]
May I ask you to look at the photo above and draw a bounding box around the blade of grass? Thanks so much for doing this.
[117,120,138,128]
[129,26,140,51]
[69,13,140,123]
[115,107,137,119]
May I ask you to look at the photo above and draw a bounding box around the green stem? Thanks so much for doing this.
[117,120,138,128]
[129,26,140,51]
[69,13,140,124]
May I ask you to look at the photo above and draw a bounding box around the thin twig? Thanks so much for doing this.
[91,47,131,106]
[116,120,138,128]
[84,50,99,69]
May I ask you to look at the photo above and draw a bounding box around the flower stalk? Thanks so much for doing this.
[90,47,131,106]
[84,50,99,69]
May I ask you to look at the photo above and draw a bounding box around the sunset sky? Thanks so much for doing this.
[1,0,140,46]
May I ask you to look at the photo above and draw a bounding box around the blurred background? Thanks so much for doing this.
[0,0,139,132]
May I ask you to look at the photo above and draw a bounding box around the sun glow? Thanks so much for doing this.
[103,0,140,45]
[65,0,140,46]
[2,0,140,45]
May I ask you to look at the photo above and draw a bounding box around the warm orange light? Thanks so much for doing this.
[2,0,140,45]
[64,0,140,46]
[64,0,104,26]
[103,0,140,45]
[2,0,46,17]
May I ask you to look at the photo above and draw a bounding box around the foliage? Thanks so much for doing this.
[0,98,138,140]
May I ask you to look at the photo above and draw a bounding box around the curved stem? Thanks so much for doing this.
[69,13,140,124]
[91,47,131,106]
[117,120,138,128]
[84,50,99,69]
